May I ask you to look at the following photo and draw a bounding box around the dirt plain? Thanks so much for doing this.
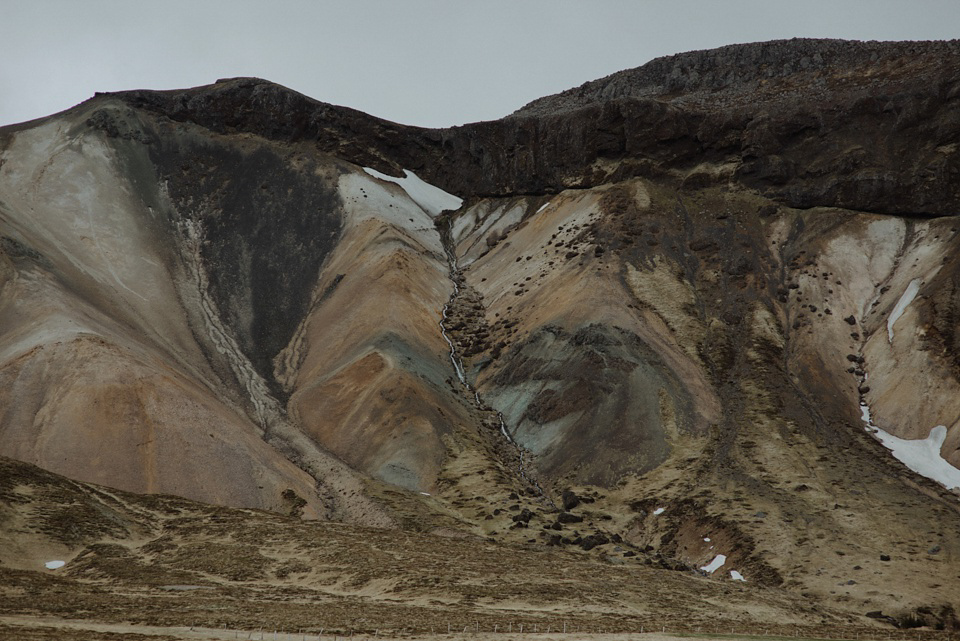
[2,456,940,641]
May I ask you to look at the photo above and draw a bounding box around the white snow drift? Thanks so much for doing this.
[362,167,462,217]
[701,554,726,573]
[860,401,960,490]
[887,278,921,343]
[872,425,960,490]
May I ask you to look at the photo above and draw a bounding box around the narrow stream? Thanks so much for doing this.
[439,291,467,385]
[438,237,553,504]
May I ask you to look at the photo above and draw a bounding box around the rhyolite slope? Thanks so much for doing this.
[2,38,960,629]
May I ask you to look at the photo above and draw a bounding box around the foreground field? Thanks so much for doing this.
[2,457,928,641]
[1,620,955,641]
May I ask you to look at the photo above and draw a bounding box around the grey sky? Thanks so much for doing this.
[3,0,959,128]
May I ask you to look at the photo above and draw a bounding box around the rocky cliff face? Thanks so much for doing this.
[117,39,960,216]
[3,38,960,627]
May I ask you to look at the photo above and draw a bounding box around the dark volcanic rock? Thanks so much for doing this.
[512,508,534,524]
[145,133,344,398]
[109,39,960,216]
[580,533,610,551]
[557,512,584,524]
[561,489,581,511]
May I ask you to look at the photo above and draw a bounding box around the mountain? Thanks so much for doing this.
[2,38,960,635]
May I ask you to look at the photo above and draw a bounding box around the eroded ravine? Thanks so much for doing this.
[436,217,554,505]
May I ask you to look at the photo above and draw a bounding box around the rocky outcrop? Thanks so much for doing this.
[514,39,960,115]
[108,39,960,216]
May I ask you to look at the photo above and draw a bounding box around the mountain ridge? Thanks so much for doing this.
[83,37,960,216]
[514,38,960,115]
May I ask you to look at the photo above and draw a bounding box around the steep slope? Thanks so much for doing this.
[2,38,960,630]
[446,181,960,623]
[0,110,328,518]
[511,39,960,216]
[0,97,413,524]
[0,90,541,532]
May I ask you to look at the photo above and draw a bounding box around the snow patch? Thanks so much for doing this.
[730,570,746,582]
[703,537,711,542]
[887,278,921,343]
[860,394,960,489]
[653,507,665,515]
[872,425,960,490]
[535,202,550,214]
[701,554,726,573]
[362,168,462,217]
[45,560,65,570]
[859,402,873,430]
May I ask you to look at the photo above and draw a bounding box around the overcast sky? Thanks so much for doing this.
[3,1,959,128]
